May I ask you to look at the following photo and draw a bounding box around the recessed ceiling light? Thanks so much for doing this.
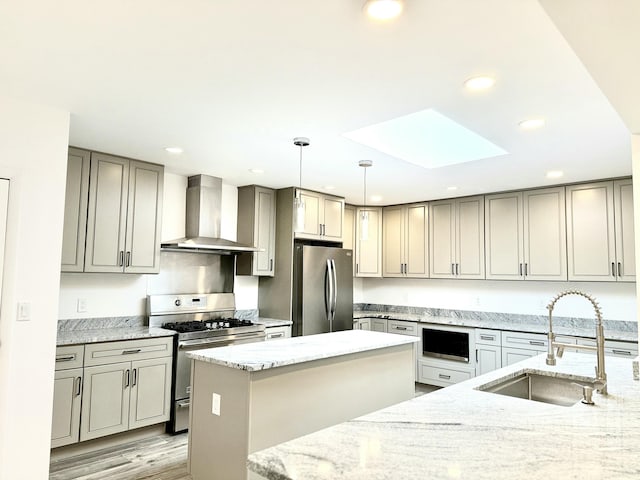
[447,186,458,191]
[249,168,264,174]
[519,118,545,130]
[343,108,508,169]
[363,0,403,20]
[164,147,183,154]
[323,185,336,190]
[370,195,383,202]
[546,170,563,179]
[464,76,495,91]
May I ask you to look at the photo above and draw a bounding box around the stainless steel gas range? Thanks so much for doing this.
[147,293,265,433]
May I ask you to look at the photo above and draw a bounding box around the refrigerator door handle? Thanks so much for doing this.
[330,258,338,326]
[325,259,334,331]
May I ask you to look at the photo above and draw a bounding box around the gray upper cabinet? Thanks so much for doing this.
[84,153,163,274]
[237,185,277,276]
[294,189,344,242]
[383,203,428,278]
[61,148,90,272]
[343,205,356,275]
[566,180,634,282]
[429,196,484,279]
[485,187,567,281]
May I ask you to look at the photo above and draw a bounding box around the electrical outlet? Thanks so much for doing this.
[77,298,88,313]
[474,296,481,306]
[17,302,31,321]
[211,393,221,416]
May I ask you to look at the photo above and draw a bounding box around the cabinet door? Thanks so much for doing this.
[357,318,372,330]
[255,187,276,276]
[614,179,635,281]
[501,347,539,367]
[429,200,455,278]
[523,187,567,281]
[382,206,404,277]
[84,153,129,273]
[566,182,616,281]
[343,205,356,275]
[51,368,83,448]
[476,345,501,376]
[456,196,485,279]
[485,192,523,280]
[80,362,130,441]
[322,196,344,240]
[371,318,388,332]
[124,161,163,273]
[405,203,428,277]
[61,148,90,272]
[298,190,321,236]
[356,208,382,277]
[129,357,171,430]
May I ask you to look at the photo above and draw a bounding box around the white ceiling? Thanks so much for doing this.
[0,0,637,205]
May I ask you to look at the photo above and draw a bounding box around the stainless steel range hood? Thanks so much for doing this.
[161,175,258,254]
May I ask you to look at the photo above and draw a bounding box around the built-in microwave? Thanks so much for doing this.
[422,327,470,363]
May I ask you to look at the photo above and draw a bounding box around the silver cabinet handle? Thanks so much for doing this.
[476,349,478,363]
[177,400,190,409]
[75,376,82,396]
[269,332,284,339]
[124,369,130,388]
[524,263,528,276]
[618,262,622,277]
[480,335,495,341]
[56,355,76,362]
[438,374,451,380]
[612,349,632,356]
[451,263,455,275]
[356,263,359,274]
[126,251,131,267]
[270,259,273,271]
[529,340,545,346]
[122,349,142,355]
[612,262,616,277]
[394,326,408,331]
[456,263,459,275]
[119,251,124,267]
[519,263,523,276]
[132,368,137,386]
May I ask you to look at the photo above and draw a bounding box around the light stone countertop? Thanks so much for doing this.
[56,326,176,346]
[186,329,418,371]
[253,318,293,328]
[248,353,640,479]
[354,310,638,342]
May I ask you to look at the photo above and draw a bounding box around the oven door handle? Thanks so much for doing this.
[178,332,266,349]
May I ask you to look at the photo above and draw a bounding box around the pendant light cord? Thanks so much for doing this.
[363,167,367,208]
[299,145,302,190]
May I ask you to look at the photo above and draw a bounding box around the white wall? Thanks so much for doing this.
[58,172,260,319]
[0,96,70,480]
[357,278,636,322]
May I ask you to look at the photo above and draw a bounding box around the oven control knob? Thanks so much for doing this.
[174,299,182,307]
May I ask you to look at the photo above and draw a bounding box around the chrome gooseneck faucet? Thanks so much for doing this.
[546,290,607,395]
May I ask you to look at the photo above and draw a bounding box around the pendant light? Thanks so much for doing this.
[293,137,310,232]
[363,0,404,20]
[359,160,372,241]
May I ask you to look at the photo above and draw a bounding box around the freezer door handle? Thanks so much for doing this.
[330,258,338,324]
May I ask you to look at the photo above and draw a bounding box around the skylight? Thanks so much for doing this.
[343,109,508,168]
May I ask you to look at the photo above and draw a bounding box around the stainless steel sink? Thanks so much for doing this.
[477,371,594,407]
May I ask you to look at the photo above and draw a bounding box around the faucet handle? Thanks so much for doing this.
[556,345,565,358]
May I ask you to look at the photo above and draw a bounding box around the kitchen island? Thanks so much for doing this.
[186,330,418,480]
[248,353,640,479]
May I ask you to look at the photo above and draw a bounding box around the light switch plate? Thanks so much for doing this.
[212,393,221,416]
[17,302,31,321]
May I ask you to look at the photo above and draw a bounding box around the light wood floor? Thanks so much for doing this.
[49,383,437,480]
[49,433,191,480]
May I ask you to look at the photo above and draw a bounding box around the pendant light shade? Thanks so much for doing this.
[359,160,372,241]
[364,0,404,20]
[293,137,310,233]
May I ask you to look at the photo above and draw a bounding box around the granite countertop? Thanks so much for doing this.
[249,353,640,479]
[354,310,638,342]
[56,326,176,346]
[186,330,418,372]
[253,317,293,328]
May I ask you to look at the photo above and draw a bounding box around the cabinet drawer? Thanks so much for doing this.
[265,326,291,340]
[84,337,173,366]
[55,345,85,370]
[501,331,547,352]
[418,362,473,386]
[388,320,417,336]
[578,338,638,358]
[475,329,501,346]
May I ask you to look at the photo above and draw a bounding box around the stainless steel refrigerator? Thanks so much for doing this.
[292,243,353,336]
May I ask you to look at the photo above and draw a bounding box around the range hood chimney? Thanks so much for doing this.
[161,175,258,254]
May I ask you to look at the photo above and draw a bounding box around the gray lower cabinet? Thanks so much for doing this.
[353,318,372,330]
[51,345,84,448]
[371,318,388,332]
[83,152,164,274]
[265,325,292,340]
[475,329,502,376]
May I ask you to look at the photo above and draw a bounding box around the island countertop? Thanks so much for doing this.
[248,353,640,479]
[185,329,418,372]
